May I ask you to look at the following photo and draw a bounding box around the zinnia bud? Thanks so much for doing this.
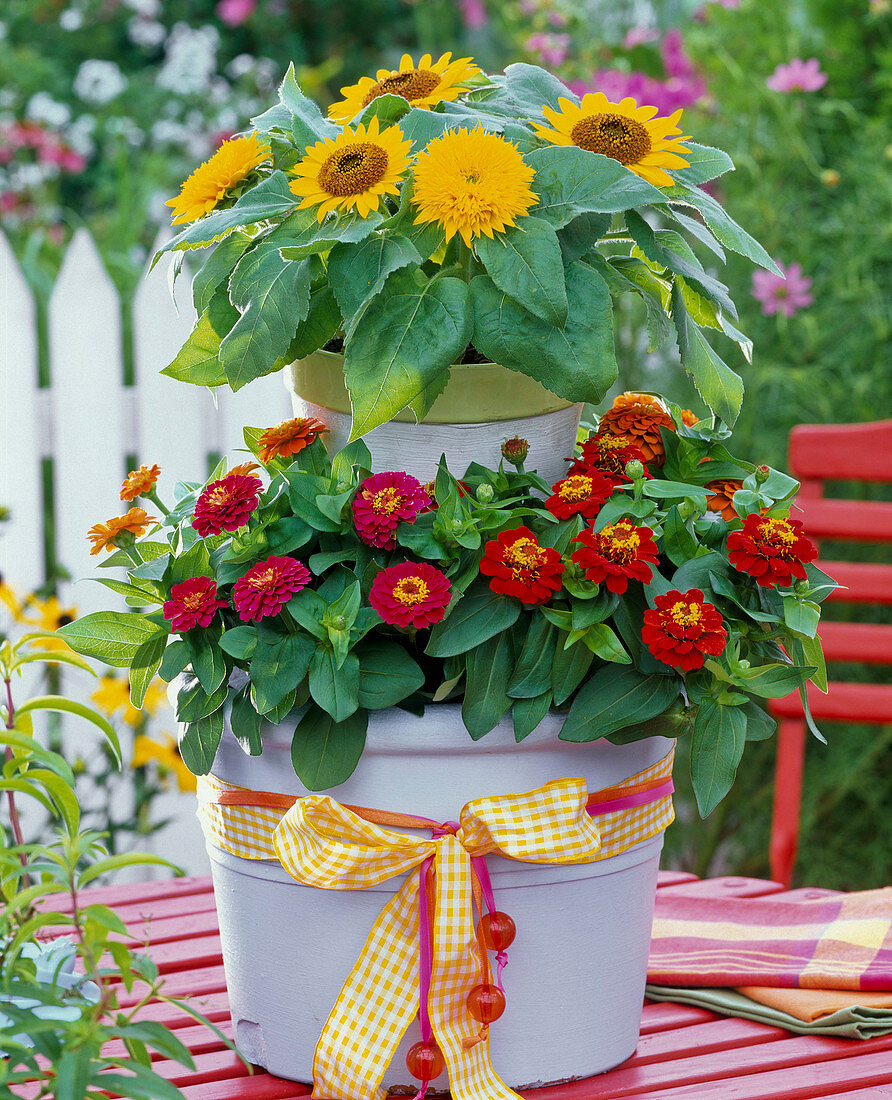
[624,458,645,481]
[501,436,529,466]
[476,483,495,503]
[755,464,771,484]
[794,579,811,596]
[820,168,840,187]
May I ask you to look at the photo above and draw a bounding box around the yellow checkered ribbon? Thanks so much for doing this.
[197,748,674,1100]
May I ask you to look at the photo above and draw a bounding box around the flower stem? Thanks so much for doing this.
[146,489,170,517]
[4,677,30,886]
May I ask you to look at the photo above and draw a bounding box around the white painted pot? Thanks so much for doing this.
[285,352,583,485]
[204,704,673,1090]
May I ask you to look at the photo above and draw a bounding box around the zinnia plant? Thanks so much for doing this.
[153,57,778,439]
[61,394,833,816]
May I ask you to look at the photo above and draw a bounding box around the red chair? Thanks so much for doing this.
[768,419,892,887]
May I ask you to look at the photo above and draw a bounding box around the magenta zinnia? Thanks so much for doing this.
[232,556,311,622]
[163,576,227,632]
[352,472,431,549]
[369,561,452,628]
[192,473,260,537]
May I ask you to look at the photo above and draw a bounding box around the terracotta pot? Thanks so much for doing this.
[285,351,583,485]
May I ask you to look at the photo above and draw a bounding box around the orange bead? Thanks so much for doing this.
[406,1040,445,1081]
[467,983,506,1023]
[479,911,516,951]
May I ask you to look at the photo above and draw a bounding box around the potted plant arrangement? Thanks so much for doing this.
[61,53,833,1100]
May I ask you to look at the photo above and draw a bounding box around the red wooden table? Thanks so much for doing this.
[79,871,892,1100]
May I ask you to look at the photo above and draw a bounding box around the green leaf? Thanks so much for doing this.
[733,662,815,699]
[219,625,258,660]
[286,284,342,360]
[277,208,384,261]
[58,612,166,668]
[504,62,575,114]
[357,641,426,709]
[55,1048,92,1100]
[512,691,552,742]
[192,230,255,314]
[668,182,781,273]
[230,684,264,755]
[161,289,235,387]
[398,107,452,152]
[426,583,521,658]
[309,647,359,721]
[741,699,777,742]
[793,631,828,693]
[108,1020,194,1068]
[178,709,224,775]
[16,695,122,764]
[354,92,412,128]
[130,634,166,709]
[250,627,315,713]
[471,261,616,404]
[690,698,747,815]
[327,232,422,332]
[462,633,514,739]
[158,639,190,682]
[671,282,743,427]
[26,768,80,833]
[560,666,680,741]
[279,61,339,146]
[183,628,228,694]
[176,678,227,722]
[526,146,665,229]
[551,636,594,705]
[672,143,735,187]
[284,470,341,531]
[557,212,611,264]
[345,276,473,439]
[291,706,367,790]
[508,614,558,698]
[602,255,671,352]
[783,596,821,639]
[580,622,630,664]
[476,216,568,326]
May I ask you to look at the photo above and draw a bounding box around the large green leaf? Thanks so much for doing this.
[503,62,576,115]
[476,216,568,326]
[551,637,594,705]
[690,698,747,815]
[512,691,552,742]
[286,284,342,360]
[230,684,264,755]
[16,695,122,764]
[734,662,816,699]
[508,614,557,698]
[58,612,166,668]
[345,275,472,439]
[129,634,167,710]
[279,61,339,147]
[425,583,521,658]
[249,627,315,713]
[671,283,743,426]
[192,230,255,314]
[178,709,224,776]
[526,146,665,228]
[357,641,426,710]
[560,665,680,741]
[471,261,616,404]
[309,647,359,721]
[671,143,735,187]
[277,208,384,262]
[462,633,514,739]
[291,706,367,790]
[668,182,781,273]
[327,232,422,331]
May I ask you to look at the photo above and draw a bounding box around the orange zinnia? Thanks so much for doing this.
[597,392,675,466]
[680,409,699,427]
[87,508,157,554]
[705,479,743,521]
[120,463,161,502]
[228,461,262,478]
[256,417,326,464]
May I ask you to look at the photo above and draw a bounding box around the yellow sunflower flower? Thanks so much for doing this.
[132,733,196,793]
[23,595,77,652]
[91,675,168,727]
[328,52,480,124]
[289,117,412,222]
[532,94,691,187]
[412,127,538,247]
[165,132,271,225]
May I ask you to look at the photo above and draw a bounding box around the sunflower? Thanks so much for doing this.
[532,93,691,187]
[165,132,270,224]
[329,52,480,124]
[289,117,411,222]
[412,128,538,247]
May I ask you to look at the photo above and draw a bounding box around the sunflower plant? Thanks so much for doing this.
[59,396,833,816]
[154,55,777,439]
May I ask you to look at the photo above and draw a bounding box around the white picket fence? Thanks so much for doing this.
[1,228,293,874]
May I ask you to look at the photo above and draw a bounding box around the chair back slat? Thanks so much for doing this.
[789,419,892,482]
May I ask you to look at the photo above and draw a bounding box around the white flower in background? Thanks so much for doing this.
[59,8,84,30]
[209,77,231,104]
[0,21,8,40]
[156,23,219,95]
[123,0,161,14]
[73,60,127,105]
[26,93,71,128]
[253,58,278,90]
[66,115,96,156]
[215,107,239,131]
[11,163,54,188]
[127,18,167,48]
[226,53,255,80]
[0,90,16,110]
[106,117,144,147]
[150,118,189,146]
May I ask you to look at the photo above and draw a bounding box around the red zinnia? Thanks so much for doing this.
[479,526,565,605]
[544,470,614,521]
[642,588,727,671]
[163,576,227,632]
[352,472,431,549]
[233,556,311,622]
[256,416,326,463]
[369,561,451,628]
[192,473,260,537]
[569,433,649,484]
[570,519,659,594]
[726,513,817,588]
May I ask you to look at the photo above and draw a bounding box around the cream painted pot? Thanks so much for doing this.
[285,352,584,485]
[203,703,673,1091]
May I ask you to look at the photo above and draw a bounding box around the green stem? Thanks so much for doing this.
[4,677,30,887]
[145,489,170,517]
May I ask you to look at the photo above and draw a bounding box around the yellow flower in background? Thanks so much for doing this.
[23,595,77,651]
[412,127,538,247]
[328,52,480,124]
[165,132,271,224]
[532,94,691,187]
[132,733,195,793]
[91,676,168,727]
[289,117,411,221]
[0,580,26,622]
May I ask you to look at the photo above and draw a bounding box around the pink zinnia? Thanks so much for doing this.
[216,0,256,26]
[232,556,311,622]
[352,472,431,550]
[766,58,827,93]
[192,474,260,537]
[163,576,227,632]
[369,562,452,629]
[459,0,488,28]
[751,261,814,318]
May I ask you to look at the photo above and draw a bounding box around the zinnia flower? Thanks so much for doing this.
[329,52,480,123]
[569,433,647,484]
[256,416,326,463]
[751,262,814,318]
[766,58,827,93]
[120,463,161,502]
[597,392,675,466]
[192,474,260,537]
[232,556,311,622]
[479,526,564,605]
[544,471,614,521]
[289,117,412,222]
[501,437,530,466]
[352,472,431,549]
[163,577,228,632]
[705,479,743,521]
[412,128,538,247]
[532,93,691,187]
[165,132,270,224]
[228,461,262,478]
[570,519,659,593]
[641,588,727,671]
[369,561,451,628]
[132,733,196,792]
[680,409,699,427]
[87,508,157,554]
[726,514,817,588]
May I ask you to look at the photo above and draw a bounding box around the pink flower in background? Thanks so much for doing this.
[661,29,697,80]
[547,10,568,27]
[460,0,488,28]
[752,262,814,317]
[766,58,827,92]
[525,32,571,67]
[622,26,660,49]
[573,67,706,116]
[216,0,256,26]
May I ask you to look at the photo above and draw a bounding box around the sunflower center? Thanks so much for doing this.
[363,69,441,106]
[559,475,594,503]
[504,538,545,572]
[317,142,389,197]
[571,113,652,165]
[371,487,404,515]
[600,522,641,563]
[759,518,797,549]
[393,576,430,606]
[669,601,702,628]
